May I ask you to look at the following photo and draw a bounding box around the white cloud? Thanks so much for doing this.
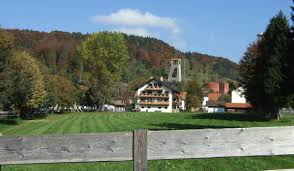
[114,27,152,37]
[91,9,179,33]
[90,9,186,50]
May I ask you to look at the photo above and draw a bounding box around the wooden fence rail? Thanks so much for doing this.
[1,126,294,171]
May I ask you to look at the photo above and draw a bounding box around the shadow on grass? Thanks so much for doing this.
[190,113,269,122]
[150,123,237,130]
[0,119,19,125]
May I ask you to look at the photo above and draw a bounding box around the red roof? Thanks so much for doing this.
[208,93,221,101]
[225,103,252,109]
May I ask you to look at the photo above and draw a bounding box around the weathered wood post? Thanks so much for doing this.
[133,129,148,171]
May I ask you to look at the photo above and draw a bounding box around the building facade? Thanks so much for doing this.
[135,78,185,113]
[231,87,246,103]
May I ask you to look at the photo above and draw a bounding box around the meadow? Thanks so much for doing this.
[1,112,294,171]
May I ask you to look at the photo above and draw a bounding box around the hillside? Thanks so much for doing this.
[3,28,239,83]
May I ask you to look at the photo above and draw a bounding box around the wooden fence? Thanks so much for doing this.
[1,126,294,171]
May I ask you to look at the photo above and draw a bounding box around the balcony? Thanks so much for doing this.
[144,86,163,91]
[138,101,169,106]
[137,93,169,98]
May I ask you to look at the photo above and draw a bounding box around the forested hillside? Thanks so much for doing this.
[4,28,238,84]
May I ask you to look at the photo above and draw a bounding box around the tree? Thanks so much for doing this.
[239,42,260,110]
[186,80,203,110]
[240,12,291,119]
[0,29,14,72]
[219,94,231,102]
[1,51,46,119]
[80,32,129,106]
[283,1,294,108]
[45,75,78,110]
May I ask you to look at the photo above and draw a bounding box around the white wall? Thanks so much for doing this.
[180,100,186,111]
[231,87,246,103]
[135,81,173,113]
[202,97,208,106]
[139,106,172,113]
[208,107,225,113]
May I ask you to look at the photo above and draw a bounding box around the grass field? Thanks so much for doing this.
[1,112,294,171]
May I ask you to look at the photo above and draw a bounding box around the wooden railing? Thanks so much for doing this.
[138,102,169,106]
[1,126,294,171]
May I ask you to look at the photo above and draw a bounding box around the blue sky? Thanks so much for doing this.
[0,0,292,62]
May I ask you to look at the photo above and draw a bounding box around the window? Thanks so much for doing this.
[141,107,145,109]
[165,107,168,109]
[148,106,151,109]
[158,107,161,109]
[172,68,177,78]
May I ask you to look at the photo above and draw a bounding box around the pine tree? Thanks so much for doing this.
[284,1,294,108]
[257,12,290,119]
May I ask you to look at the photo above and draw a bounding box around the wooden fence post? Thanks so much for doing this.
[133,129,148,171]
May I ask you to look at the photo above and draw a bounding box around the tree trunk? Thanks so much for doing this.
[270,108,281,120]
[20,107,33,120]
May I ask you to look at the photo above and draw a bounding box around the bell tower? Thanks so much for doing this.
[168,58,181,82]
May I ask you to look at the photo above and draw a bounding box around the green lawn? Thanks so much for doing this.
[1,112,294,171]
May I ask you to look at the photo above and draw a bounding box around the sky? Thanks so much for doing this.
[0,0,292,63]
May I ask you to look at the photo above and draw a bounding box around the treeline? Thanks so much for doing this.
[3,28,239,83]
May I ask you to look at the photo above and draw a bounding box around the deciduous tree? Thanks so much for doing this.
[186,80,203,110]
[80,32,129,106]
[1,51,46,119]
[46,75,78,110]
[0,29,14,72]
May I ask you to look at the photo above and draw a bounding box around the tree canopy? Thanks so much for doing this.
[80,32,129,105]
[1,51,46,119]
[186,79,203,110]
[0,30,14,71]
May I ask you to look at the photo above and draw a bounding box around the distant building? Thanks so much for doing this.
[134,78,185,113]
[207,101,225,113]
[168,58,182,82]
[219,82,229,94]
[225,87,252,113]
[207,81,229,94]
[203,81,229,113]
[208,93,222,101]
[207,82,219,93]
[231,87,246,103]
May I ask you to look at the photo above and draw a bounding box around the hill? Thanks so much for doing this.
[3,28,239,84]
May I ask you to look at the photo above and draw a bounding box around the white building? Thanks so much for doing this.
[135,78,185,113]
[231,87,246,103]
[202,96,209,111]
[225,87,252,113]
[207,101,225,113]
